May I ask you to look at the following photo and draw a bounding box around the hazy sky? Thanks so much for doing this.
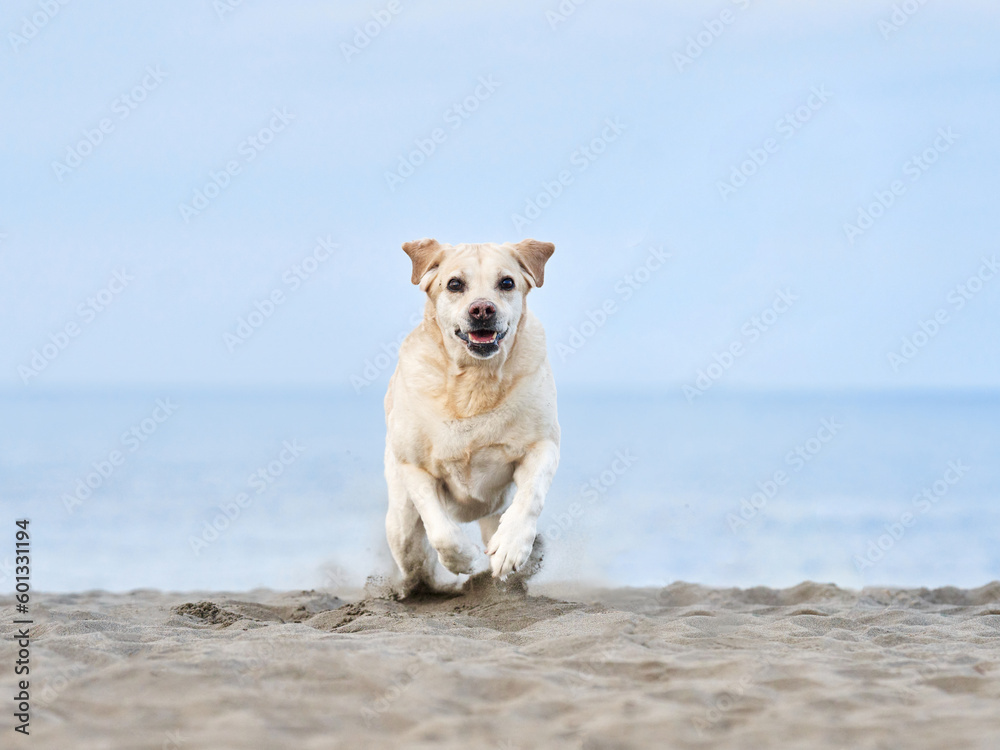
[2,0,998,392]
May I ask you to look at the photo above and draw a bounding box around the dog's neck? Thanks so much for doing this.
[422,309,535,420]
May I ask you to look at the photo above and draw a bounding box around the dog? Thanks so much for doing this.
[384,238,559,594]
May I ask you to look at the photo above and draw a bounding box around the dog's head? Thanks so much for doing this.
[402,239,554,362]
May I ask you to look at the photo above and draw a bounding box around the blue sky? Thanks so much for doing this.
[2,0,999,392]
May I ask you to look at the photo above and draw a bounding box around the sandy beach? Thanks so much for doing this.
[3,578,999,749]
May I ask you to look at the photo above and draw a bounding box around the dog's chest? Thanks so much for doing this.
[426,410,522,505]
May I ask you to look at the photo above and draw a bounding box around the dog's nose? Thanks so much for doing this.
[468,299,496,321]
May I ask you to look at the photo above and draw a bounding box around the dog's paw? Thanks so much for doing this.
[430,533,489,576]
[486,515,537,580]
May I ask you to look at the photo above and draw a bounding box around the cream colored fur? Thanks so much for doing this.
[384,239,559,592]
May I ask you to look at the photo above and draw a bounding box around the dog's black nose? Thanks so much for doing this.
[468,299,496,321]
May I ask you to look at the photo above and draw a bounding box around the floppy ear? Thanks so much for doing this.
[402,238,443,286]
[514,239,555,288]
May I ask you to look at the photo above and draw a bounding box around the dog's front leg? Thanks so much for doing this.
[487,440,559,579]
[398,462,490,576]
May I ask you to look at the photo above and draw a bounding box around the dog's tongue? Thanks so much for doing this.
[469,330,497,344]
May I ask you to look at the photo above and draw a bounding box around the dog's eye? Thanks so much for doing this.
[499,277,515,291]
[446,278,464,293]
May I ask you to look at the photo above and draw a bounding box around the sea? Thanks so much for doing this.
[2,388,997,593]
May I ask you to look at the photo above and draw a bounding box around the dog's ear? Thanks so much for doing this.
[402,238,443,287]
[514,239,555,288]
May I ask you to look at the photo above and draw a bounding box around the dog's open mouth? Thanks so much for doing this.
[468,330,498,344]
[455,327,507,355]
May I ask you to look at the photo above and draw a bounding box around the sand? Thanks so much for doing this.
[2,578,999,749]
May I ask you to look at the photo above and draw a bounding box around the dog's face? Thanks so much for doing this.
[402,239,554,362]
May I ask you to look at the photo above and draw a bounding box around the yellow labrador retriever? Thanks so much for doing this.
[384,238,559,593]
